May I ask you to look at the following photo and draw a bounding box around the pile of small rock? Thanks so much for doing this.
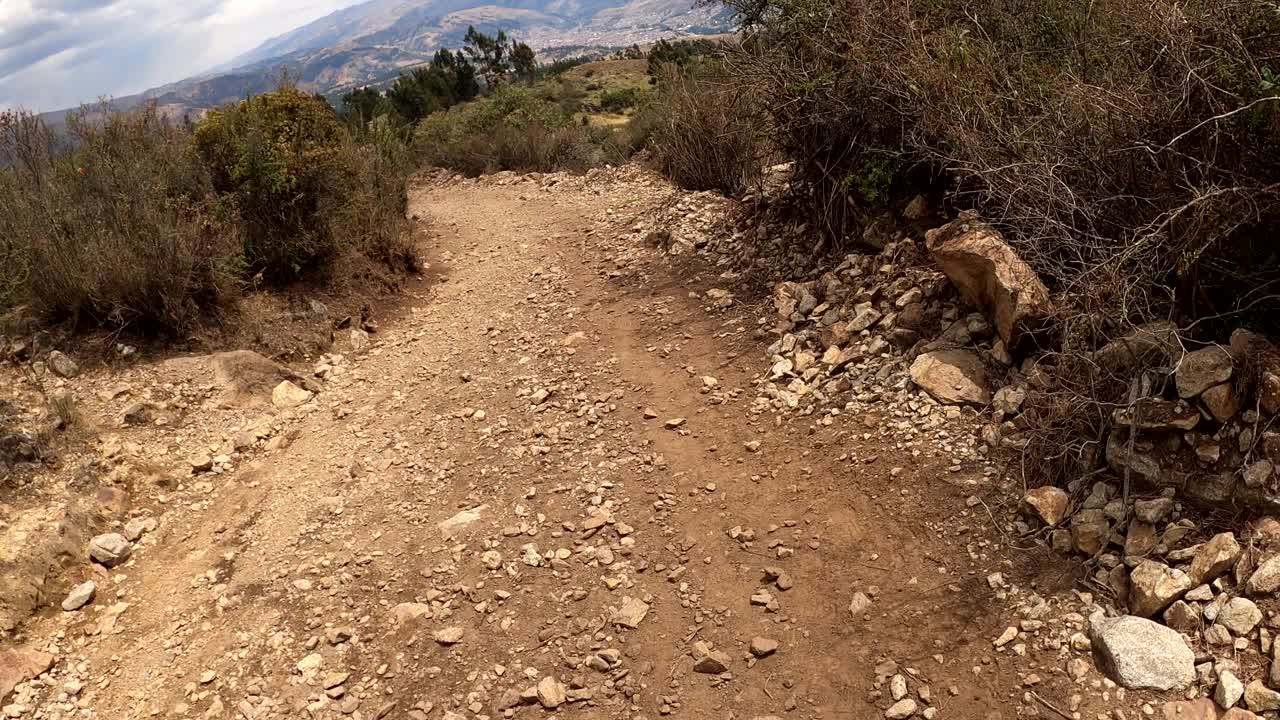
[1100,323,1280,512]
[1019,479,1280,712]
[723,211,1046,427]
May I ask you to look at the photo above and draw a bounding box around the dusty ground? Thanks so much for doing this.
[2,169,1162,720]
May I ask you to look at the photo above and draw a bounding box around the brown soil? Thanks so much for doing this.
[1,169,1140,720]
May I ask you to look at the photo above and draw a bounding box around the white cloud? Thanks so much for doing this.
[0,0,365,111]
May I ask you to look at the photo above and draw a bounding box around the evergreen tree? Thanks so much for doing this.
[510,42,537,83]
[464,26,511,87]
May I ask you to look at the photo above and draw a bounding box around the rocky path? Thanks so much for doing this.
[4,171,1148,720]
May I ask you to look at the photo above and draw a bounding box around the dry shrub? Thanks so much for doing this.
[716,0,1280,489]
[723,0,1280,333]
[415,84,627,175]
[0,91,415,336]
[0,106,239,331]
[647,65,762,195]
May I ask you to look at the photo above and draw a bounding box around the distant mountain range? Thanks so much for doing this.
[42,0,731,124]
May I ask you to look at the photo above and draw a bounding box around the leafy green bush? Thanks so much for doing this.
[0,106,240,330]
[646,38,722,81]
[195,86,414,283]
[598,87,643,113]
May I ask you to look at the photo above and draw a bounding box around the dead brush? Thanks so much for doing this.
[0,104,240,332]
[718,0,1280,330]
[715,0,1280,490]
[647,64,764,196]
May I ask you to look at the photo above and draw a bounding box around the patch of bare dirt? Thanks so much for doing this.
[0,167,1157,720]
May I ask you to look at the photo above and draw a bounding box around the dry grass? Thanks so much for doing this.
[646,65,763,195]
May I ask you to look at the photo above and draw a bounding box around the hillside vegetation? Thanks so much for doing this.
[0,31,725,340]
[0,88,414,335]
[721,0,1280,333]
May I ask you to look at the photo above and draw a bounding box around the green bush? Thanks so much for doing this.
[195,87,413,283]
[0,89,415,335]
[597,87,643,113]
[0,106,240,330]
[415,84,625,175]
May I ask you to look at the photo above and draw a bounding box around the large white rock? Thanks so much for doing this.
[909,349,991,406]
[1090,614,1194,690]
[271,380,313,409]
[88,533,132,567]
[925,213,1051,349]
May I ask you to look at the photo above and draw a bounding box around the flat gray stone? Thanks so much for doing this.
[88,533,132,567]
[1090,614,1194,690]
[61,581,96,611]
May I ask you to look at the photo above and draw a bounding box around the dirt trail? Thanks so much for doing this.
[7,172,1107,720]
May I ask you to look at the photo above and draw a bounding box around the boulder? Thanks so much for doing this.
[0,648,54,702]
[1022,487,1069,526]
[1202,383,1239,424]
[1125,521,1158,557]
[1095,322,1180,374]
[691,641,730,674]
[909,350,991,406]
[1246,555,1280,596]
[432,627,464,645]
[1216,597,1262,636]
[391,603,432,624]
[924,214,1052,349]
[885,700,918,720]
[61,581,95,611]
[1244,460,1274,489]
[1129,561,1193,617]
[198,350,317,409]
[1187,533,1241,585]
[847,303,882,332]
[46,351,78,378]
[1162,601,1199,634]
[271,381,313,409]
[1245,680,1280,712]
[611,597,650,628]
[1176,346,1234,399]
[1216,670,1245,710]
[1262,372,1280,416]
[992,385,1027,416]
[1112,398,1200,431]
[536,677,566,709]
[438,506,487,537]
[88,533,132,567]
[1134,498,1174,524]
[1071,509,1111,556]
[1090,614,1194,690]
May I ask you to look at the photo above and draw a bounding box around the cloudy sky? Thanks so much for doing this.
[0,0,366,112]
